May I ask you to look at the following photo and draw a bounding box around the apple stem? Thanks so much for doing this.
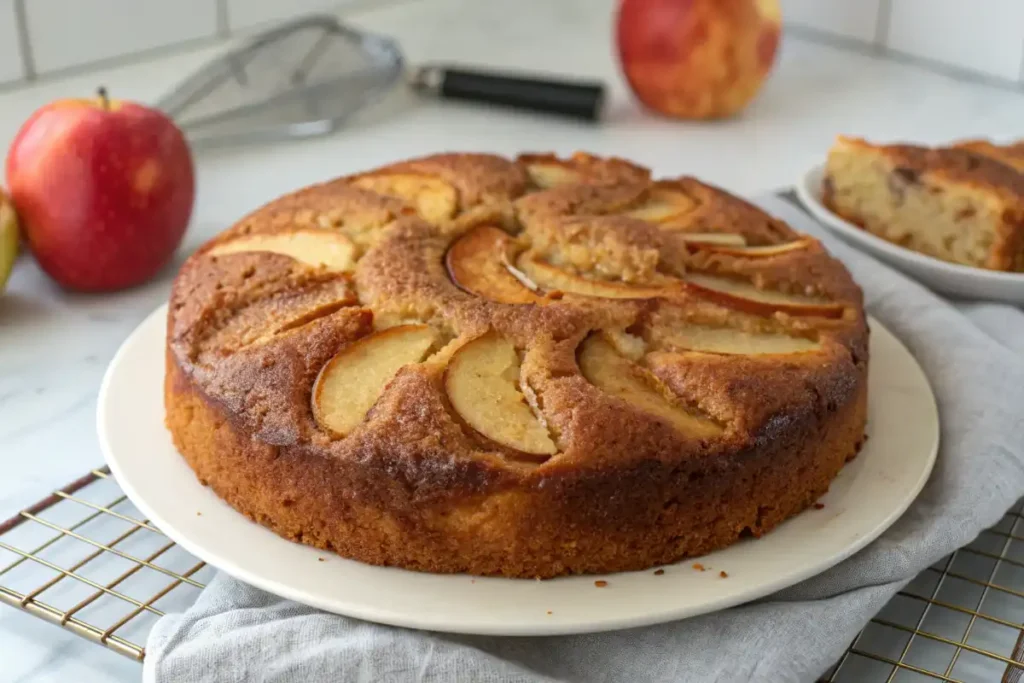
[97,86,109,110]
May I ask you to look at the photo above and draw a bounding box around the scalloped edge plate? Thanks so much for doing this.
[796,164,1024,304]
[98,304,938,636]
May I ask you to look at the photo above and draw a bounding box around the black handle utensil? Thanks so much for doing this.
[409,64,605,122]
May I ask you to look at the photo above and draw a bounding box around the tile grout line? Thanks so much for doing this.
[1019,39,1024,83]
[12,0,35,80]
[785,24,877,55]
[873,0,893,50]
[785,25,1024,94]
[215,0,231,39]
[0,34,226,97]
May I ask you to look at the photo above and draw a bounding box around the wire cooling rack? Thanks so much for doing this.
[0,467,1021,680]
[0,467,212,661]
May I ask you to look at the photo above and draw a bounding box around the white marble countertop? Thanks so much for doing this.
[1,0,1022,680]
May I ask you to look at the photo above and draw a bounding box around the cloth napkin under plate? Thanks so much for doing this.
[143,195,1024,683]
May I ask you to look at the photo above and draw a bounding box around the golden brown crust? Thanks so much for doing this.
[836,136,1024,200]
[953,139,1024,174]
[165,151,869,578]
[167,356,866,576]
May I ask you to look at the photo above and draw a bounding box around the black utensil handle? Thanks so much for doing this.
[410,65,605,121]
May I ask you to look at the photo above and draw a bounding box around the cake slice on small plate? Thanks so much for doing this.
[822,136,1024,272]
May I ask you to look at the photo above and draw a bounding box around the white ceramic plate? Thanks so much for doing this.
[796,164,1024,304]
[99,305,939,636]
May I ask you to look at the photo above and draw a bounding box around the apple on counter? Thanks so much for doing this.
[616,0,781,119]
[5,88,194,292]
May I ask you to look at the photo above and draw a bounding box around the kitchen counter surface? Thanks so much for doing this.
[1,0,1022,680]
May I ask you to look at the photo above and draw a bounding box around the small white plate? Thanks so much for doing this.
[796,164,1024,304]
[98,305,939,636]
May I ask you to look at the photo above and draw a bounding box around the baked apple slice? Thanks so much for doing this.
[685,237,813,257]
[683,273,844,319]
[522,162,581,189]
[518,153,650,188]
[313,325,437,436]
[445,226,540,304]
[623,187,697,223]
[210,230,356,272]
[445,333,556,458]
[660,325,821,355]
[677,233,747,247]
[351,174,457,223]
[578,334,722,439]
[517,252,678,300]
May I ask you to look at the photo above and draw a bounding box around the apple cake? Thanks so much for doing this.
[823,136,1024,271]
[165,151,869,578]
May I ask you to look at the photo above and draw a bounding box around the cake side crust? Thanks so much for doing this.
[166,349,867,578]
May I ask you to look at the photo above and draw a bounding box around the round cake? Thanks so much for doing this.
[165,152,868,578]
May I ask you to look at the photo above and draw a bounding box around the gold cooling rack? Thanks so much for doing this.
[1,467,1022,681]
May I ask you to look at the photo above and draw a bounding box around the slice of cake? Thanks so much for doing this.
[823,136,1024,271]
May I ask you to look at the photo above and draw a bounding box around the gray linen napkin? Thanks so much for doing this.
[144,195,1024,683]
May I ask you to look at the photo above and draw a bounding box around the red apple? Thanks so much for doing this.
[616,0,781,120]
[5,89,194,291]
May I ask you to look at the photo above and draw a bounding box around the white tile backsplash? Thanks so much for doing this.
[24,0,219,75]
[0,0,26,84]
[782,0,883,43]
[884,0,1024,82]
[225,0,343,32]
[3,0,1023,89]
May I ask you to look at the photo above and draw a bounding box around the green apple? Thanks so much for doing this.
[0,189,18,292]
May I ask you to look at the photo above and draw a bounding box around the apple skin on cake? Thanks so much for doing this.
[165,152,868,578]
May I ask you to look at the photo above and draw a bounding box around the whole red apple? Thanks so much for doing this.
[616,0,781,120]
[5,89,194,291]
